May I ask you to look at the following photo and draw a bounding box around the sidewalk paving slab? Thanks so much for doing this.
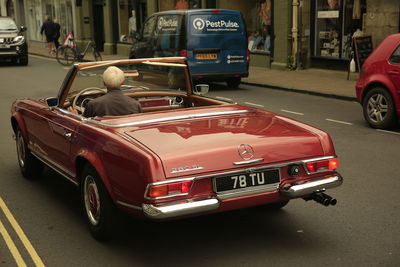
[28,40,358,101]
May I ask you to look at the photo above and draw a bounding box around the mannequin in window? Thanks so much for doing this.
[129,10,137,42]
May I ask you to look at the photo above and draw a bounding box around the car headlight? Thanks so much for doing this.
[13,36,24,44]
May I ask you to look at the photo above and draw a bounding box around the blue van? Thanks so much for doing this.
[129,9,249,88]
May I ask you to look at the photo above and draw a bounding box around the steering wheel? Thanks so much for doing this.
[72,87,106,113]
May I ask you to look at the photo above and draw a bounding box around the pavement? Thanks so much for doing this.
[28,40,359,101]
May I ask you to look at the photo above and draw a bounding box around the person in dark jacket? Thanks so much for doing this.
[53,18,61,49]
[82,66,142,117]
[40,16,55,54]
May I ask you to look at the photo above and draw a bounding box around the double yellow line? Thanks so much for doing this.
[0,197,45,267]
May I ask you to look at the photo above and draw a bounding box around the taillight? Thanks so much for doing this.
[180,49,187,58]
[147,180,193,198]
[246,49,250,62]
[305,158,339,173]
[211,10,221,14]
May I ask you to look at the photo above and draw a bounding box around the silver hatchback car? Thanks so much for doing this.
[0,17,28,65]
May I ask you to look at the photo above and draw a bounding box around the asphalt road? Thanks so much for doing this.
[0,56,399,267]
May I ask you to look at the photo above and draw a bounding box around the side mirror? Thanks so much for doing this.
[20,26,27,32]
[45,97,59,107]
[194,84,209,95]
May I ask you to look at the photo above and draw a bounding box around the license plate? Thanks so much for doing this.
[196,53,217,60]
[214,169,280,193]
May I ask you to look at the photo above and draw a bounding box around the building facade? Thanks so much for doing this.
[5,0,400,70]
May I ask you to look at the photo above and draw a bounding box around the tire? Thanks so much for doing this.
[81,165,116,241]
[93,50,102,62]
[19,55,28,66]
[15,128,43,179]
[226,77,241,88]
[56,47,76,66]
[362,87,397,129]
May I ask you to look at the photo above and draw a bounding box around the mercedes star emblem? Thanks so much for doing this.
[238,144,255,160]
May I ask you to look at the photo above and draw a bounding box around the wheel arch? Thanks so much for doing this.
[362,79,400,117]
[11,114,28,142]
[75,152,117,202]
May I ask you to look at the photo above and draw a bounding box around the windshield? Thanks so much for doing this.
[67,61,188,100]
[0,18,17,31]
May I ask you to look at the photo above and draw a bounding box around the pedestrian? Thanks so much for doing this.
[53,18,61,49]
[40,16,55,54]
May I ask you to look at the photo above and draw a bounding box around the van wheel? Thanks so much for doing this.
[227,77,241,88]
[362,87,396,129]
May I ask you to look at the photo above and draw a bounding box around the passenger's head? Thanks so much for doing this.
[103,66,125,90]
[54,18,58,23]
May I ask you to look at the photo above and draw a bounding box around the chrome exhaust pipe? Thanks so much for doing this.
[304,192,337,206]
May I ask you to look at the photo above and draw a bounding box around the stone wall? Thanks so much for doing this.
[364,0,400,48]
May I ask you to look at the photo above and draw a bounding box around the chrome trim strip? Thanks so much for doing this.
[280,174,343,198]
[30,148,78,186]
[116,201,142,210]
[233,158,264,165]
[85,109,255,128]
[217,183,280,200]
[142,198,219,219]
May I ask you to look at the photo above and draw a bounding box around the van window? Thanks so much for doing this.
[142,16,157,40]
[189,13,244,35]
[154,15,184,56]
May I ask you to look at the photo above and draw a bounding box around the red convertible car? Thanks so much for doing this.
[11,58,343,240]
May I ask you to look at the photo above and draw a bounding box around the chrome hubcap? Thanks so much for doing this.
[367,93,388,123]
[84,175,100,226]
[16,132,26,168]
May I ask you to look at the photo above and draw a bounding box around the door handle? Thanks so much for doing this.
[388,69,399,75]
[64,132,72,139]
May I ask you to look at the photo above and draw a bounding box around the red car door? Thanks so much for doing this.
[23,105,78,178]
[387,44,400,94]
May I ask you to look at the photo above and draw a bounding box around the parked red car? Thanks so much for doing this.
[356,33,400,129]
[11,58,343,241]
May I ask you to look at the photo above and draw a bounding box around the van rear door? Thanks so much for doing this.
[187,10,248,78]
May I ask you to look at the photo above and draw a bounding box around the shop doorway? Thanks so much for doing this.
[92,1,105,51]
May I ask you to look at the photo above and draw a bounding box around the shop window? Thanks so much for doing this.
[118,0,147,43]
[314,0,366,59]
[247,0,272,53]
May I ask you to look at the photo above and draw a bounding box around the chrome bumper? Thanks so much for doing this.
[280,174,343,198]
[142,198,220,219]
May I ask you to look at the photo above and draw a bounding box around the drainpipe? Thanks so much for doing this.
[290,0,300,70]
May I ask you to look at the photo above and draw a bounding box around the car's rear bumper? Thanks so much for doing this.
[142,173,343,219]
[280,174,343,197]
[142,198,220,219]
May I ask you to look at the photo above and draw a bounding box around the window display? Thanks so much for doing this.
[247,0,272,53]
[314,0,366,59]
[118,0,147,43]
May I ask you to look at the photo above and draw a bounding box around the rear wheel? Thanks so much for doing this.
[93,50,102,62]
[226,77,241,88]
[81,165,116,241]
[56,46,76,66]
[15,128,43,179]
[362,87,397,129]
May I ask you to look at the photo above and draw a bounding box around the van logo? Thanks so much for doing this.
[193,18,205,30]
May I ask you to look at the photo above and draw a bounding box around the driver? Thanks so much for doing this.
[80,66,142,118]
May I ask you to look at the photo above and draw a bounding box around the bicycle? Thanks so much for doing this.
[56,37,102,66]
